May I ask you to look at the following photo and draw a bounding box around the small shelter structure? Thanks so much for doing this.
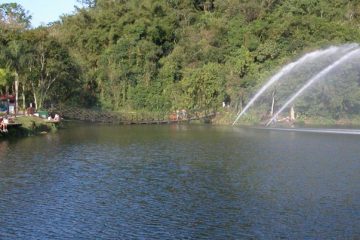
[0,95,15,114]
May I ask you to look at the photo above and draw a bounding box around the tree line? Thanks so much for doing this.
[1,0,360,119]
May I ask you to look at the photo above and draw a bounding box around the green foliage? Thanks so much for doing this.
[0,3,31,30]
[56,0,360,116]
[27,28,82,109]
[2,0,360,121]
[0,68,10,88]
[181,63,225,110]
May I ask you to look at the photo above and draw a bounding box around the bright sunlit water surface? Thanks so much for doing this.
[0,124,359,239]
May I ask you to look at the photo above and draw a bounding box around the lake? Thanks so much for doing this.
[0,124,359,239]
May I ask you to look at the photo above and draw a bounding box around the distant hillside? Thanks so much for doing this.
[1,1,360,118]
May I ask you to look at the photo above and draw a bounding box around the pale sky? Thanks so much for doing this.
[0,0,80,27]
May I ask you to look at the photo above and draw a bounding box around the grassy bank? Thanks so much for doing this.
[212,109,360,128]
[212,109,262,126]
[0,116,60,138]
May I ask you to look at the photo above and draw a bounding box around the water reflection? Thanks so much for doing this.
[0,125,359,239]
[0,140,9,160]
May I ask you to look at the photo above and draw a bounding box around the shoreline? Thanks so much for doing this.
[0,116,61,139]
[3,110,360,140]
[211,110,360,128]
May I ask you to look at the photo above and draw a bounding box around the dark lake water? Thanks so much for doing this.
[0,124,359,239]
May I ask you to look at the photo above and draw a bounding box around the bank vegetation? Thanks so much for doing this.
[1,1,360,125]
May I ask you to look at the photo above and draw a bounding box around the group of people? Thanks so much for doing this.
[169,109,188,121]
[176,109,187,120]
[47,113,60,122]
[0,115,9,132]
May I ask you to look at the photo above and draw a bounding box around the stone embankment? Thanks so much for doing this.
[51,106,124,123]
[51,106,171,124]
[50,105,216,124]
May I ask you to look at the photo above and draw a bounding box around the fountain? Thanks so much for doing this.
[232,44,359,126]
[266,48,360,126]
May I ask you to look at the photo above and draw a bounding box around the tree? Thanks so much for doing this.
[25,28,81,109]
[30,0,360,121]
[77,0,97,8]
[181,63,225,112]
[0,68,11,95]
[0,3,31,113]
[0,3,31,30]
[0,40,28,113]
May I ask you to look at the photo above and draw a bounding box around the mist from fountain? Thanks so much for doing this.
[232,44,358,126]
[266,48,360,126]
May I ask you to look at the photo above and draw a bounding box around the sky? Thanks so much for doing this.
[0,0,80,27]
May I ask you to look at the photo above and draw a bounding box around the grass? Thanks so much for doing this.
[0,115,60,138]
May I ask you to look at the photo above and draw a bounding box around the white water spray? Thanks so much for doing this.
[266,48,360,126]
[232,44,358,126]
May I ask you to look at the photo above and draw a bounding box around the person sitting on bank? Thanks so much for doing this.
[47,113,60,122]
[26,103,35,116]
[54,114,60,121]
[1,116,9,132]
[181,109,187,120]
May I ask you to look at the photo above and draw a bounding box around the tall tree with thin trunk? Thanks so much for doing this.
[0,3,31,113]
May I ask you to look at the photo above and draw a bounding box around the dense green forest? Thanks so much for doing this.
[1,0,360,121]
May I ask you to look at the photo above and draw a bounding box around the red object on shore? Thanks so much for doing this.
[0,95,15,101]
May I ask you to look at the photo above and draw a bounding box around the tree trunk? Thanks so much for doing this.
[22,84,26,110]
[270,89,276,116]
[14,71,19,115]
[290,105,295,121]
[239,98,243,113]
[33,91,38,111]
[5,85,9,114]
[37,94,43,110]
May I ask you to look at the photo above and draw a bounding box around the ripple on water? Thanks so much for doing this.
[0,125,359,239]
